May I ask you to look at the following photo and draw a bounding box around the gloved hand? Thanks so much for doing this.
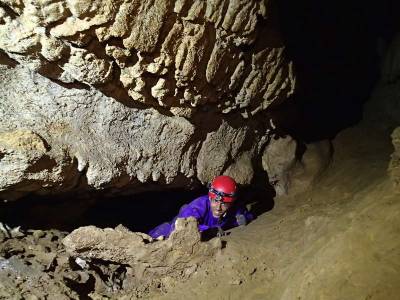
[216,226,226,237]
[236,214,247,226]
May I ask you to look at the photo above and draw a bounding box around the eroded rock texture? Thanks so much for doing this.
[0,0,296,199]
[0,64,271,199]
[388,127,400,189]
[0,0,295,114]
[63,218,221,290]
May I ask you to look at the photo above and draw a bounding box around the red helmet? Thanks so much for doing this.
[208,175,237,203]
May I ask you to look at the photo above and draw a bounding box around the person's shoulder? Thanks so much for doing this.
[190,195,209,204]
[185,195,209,215]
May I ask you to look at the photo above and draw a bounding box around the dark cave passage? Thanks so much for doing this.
[272,0,400,142]
[0,183,275,234]
[0,189,205,233]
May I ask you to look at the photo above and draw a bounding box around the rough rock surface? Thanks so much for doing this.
[388,127,400,189]
[261,135,297,196]
[0,0,298,199]
[0,0,295,115]
[0,218,222,299]
[261,135,332,196]
[1,112,399,299]
[0,64,269,200]
[63,218,221,290]
[0,229,77,299]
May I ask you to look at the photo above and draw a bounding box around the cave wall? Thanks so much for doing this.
[0,0,294,114]
[0,0,298,200]
[0,63,273,200]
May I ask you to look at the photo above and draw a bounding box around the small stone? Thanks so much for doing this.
[32,230,46,240]
[229,278,242,285]
[75,257,88,269]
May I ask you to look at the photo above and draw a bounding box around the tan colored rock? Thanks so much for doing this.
[196,120,263,185]
[388,127,400,189]
[40,35,68,62]
[105,44,131,68]
[122,0,170,53]
[289,140,333,195]
[63,47,113,85]
[1,65,268,198]
[1,0,24,15]
[262,135,297,196]
[0,0,295,115]
[224,151,254,185]
[0,0,295,198]
[63,218,221,284]
[0,130,48,154]
[0,129,77,200]
[262,136,332,196]
[37,1,68,25]
[50,0,119,37]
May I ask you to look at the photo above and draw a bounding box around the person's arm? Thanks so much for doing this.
[234,206,254,226]
[173,197,209,232]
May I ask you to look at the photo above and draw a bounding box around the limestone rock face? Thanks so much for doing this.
[0,64,269,199]
[262,135,297,196]
[0,0,296,199]
[0,129,78,200]
[0,0,295,116]
[261,136,332,196]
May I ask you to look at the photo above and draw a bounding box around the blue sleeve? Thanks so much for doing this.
[172,197,209,233]
[176,199,205,220]
[234,205,254,226]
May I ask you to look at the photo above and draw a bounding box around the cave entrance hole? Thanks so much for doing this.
[0,184,275,234]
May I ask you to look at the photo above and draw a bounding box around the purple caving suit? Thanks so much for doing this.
[148,195,253,239]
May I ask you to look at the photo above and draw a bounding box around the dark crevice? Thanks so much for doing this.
[0,188,208,233]
[0,50,19,67]
[64,274,95,300]
[272,0,400,142]
[245,169,276,217]
[0,2,20,19]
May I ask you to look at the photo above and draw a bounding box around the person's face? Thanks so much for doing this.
[210,198,232,218]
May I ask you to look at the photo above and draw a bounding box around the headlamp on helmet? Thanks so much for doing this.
[208,175,237,203]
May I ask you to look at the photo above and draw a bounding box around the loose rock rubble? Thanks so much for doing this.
[0,218,221,299]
